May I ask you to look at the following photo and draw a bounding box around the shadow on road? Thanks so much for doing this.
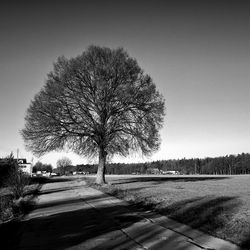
[0,190,202,250]
[37,186,81,195]
[241,236,250,249]
[0,192,192,250]
[30,176,74,184]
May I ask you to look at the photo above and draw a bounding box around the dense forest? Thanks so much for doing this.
[75,153,250,175]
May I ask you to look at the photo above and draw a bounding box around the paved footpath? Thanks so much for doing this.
[14,178,243,250]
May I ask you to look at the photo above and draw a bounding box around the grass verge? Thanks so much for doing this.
[0,182,42,223]
[84,176,250,249]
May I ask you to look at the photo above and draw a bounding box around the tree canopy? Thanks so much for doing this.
[56,156,72,175]
[33,161,53,173]
[22,46,165,184]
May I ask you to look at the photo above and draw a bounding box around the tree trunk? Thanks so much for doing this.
[96,148,107,184]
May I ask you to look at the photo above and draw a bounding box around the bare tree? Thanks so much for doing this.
[56,157,72,175]
[22,46,165,184]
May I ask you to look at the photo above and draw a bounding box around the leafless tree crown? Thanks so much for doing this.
[56,157,72,169]
[22,46,165,159]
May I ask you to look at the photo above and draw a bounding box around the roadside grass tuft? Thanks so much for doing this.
[0,195,13,222]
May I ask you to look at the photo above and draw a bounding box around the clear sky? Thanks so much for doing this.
[0,0,249,167]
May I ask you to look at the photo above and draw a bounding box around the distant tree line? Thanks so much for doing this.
[73,153,250,175]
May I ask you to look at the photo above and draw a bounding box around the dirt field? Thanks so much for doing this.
[86,174,250,248]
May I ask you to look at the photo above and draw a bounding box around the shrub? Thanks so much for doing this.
[0,154,16,188]
[0,195,13,222]
[5,165,30,199]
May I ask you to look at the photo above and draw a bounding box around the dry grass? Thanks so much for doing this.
[0,182,41,223]
[85,174,250,249]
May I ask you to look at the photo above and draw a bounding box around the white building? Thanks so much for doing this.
[17,159,32,175]
[161,170,180,175]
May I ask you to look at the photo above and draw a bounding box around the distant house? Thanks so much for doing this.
[17,159,32,175]
[160,170,180,175]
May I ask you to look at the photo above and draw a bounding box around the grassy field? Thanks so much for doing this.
[86,174,250,249]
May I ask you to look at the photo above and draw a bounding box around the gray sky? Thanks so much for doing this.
[0,0,249,167]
